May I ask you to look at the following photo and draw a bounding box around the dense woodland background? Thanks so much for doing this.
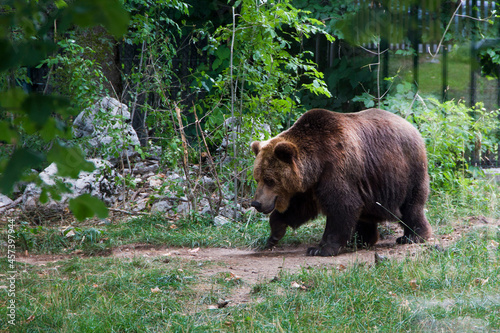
[1,0,500,219]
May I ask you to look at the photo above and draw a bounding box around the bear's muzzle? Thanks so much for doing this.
[251,198,276,214]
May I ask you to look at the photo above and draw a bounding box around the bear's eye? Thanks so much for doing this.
[264,178,275,187]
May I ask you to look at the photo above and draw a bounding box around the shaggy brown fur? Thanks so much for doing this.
[251,108,432,256]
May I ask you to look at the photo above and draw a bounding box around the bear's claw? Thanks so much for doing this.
[306,247,322,256]
[306,246,339,256]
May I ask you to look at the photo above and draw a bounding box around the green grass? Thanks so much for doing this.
[2,211,327,256]
[392,54,470,99]
[0,256,220,331]
[0,178,498,332]
[390,48,500,110]
[0,222,498,332]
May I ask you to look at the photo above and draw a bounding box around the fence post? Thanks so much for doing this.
[442,45,448,102]
[409,4,420,89]
[470,0,477,107]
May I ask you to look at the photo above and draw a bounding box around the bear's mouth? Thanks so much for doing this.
[261,205,274,214]
[251,196,277,214]
[261,196,277,214]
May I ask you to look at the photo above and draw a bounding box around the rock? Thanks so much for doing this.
[133,161,159,175]
[200,205,212,216]
[176,201,190,216]
[132,198,148,212]
[374,253,388,265]
[200,176,216,193]
[148,175,164,189]
[197,198,212,216]
[73,97,140,162]
[220,203,242,220]
[483,168,500,183]
[0,194,13,207]
[151,200,172,213]
[167,172,183,181]
[214,215,231,226]
[22,184,43,210]
[148,145,163,160]
[21,158,120,211]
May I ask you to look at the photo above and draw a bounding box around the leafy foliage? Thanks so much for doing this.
[479,47,500,79]
[0,0,129,219]
[203,0,334,116]
[120,0,190,163]
[39,38,107,110]
[191,0,334,193]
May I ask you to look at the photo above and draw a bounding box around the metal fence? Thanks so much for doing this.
[359,0,500,108]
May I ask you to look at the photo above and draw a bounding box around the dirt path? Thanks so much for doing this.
[111,237,417,283]
[15,217,498,306]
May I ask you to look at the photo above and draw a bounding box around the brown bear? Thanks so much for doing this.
[250,108,432,256]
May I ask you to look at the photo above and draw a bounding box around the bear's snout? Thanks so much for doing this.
[251,198,276,214]
[251,201,262,211]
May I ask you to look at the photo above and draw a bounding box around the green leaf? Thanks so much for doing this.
[0,121,20,144]
[212,57,221,70]
[0,148,45,195]
[0,87,27,110]
[68,0,130,38]
[39,188,49,204]
[55,0,68,9]
[47,144,95,179]
[69,194,108,221]
[216,45,230,60]
[22,94,70,128]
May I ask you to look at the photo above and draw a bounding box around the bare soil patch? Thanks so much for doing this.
[15,217,499,306]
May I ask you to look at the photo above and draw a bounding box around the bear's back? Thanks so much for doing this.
[282,108,422,146]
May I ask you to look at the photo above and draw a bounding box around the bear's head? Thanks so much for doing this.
[250,139,303,214]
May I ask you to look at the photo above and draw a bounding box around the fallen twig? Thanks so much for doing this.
[108,208,150,216]
[0,197,23,214]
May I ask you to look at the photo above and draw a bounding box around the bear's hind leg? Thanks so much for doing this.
[396,203,432,244]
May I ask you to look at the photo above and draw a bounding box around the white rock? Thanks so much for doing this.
[214,215,231,226]
[151,200,172,213]
[0,194,13,207]
[21,158,120,211]
[148,176,163,189]
[73,97,140,161]
[176,201,190,216]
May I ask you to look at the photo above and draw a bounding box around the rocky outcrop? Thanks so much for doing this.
[21,159,120,212]
[73,97,140,162]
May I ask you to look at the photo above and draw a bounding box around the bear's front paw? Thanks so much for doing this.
[306,246,339,256]
[266,238,278,249]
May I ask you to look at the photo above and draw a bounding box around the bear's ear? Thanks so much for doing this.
[274,141,297,164]
[251,141,261,156]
